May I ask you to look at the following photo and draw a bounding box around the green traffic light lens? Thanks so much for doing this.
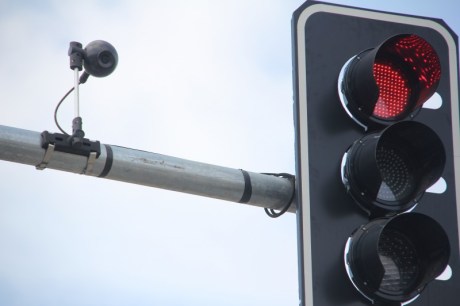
[378,229,419,293]
[344,213,450,304]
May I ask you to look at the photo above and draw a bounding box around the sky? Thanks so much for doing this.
[0,1,458,306]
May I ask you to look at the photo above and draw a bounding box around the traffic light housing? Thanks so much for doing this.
[292,1,460,305]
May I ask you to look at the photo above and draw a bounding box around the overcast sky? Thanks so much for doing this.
[0,1,458,305]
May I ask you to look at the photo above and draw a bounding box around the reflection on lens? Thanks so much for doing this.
[376,145,416,202]
[378,229,419,292]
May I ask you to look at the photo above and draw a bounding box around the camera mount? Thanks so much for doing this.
[38,40,118,169]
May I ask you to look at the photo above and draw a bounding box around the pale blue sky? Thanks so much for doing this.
[0,1,458,305]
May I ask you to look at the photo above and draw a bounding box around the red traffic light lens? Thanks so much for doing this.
[341,121,445,216]
[373,60,411,119]
[338,34,441,128]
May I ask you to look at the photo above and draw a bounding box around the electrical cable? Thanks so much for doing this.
[262,173,296,218]
[54,87,74,135]
[54,72,90,135]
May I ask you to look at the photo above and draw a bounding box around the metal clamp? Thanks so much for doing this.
[82,151,98,175]
[36,143,56,170]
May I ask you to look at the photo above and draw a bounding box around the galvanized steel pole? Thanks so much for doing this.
[0,125,295,213]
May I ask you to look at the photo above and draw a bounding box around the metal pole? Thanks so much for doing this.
[0,124,295,213]
[73,68,80,118]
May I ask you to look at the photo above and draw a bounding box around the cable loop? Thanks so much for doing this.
[262,173,296,218]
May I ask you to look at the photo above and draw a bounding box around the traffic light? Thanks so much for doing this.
[338,34,442,129]
[292,1,460,305]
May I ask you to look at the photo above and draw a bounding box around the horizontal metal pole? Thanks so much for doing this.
[0,125,296,213]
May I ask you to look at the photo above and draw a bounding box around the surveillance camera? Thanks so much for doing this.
[83,40,118,78]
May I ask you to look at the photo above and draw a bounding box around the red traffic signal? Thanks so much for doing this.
[338,34,441,129]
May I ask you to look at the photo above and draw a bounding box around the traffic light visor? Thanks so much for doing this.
[342,121,445,215]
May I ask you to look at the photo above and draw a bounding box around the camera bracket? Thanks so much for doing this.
[36,130,101,173]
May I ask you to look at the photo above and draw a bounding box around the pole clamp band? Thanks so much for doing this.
[239,169,253,203]
[36,143,56,170]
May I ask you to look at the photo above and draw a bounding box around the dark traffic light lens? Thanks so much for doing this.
[338,34,441,128]
[376,145,416,202]
[344,213,450,304]
[378,229,419,293]
[342,121,445,216]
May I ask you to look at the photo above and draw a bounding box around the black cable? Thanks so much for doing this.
[262,173,296,218]
[54,86,74,135]
[54,72,90,135]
